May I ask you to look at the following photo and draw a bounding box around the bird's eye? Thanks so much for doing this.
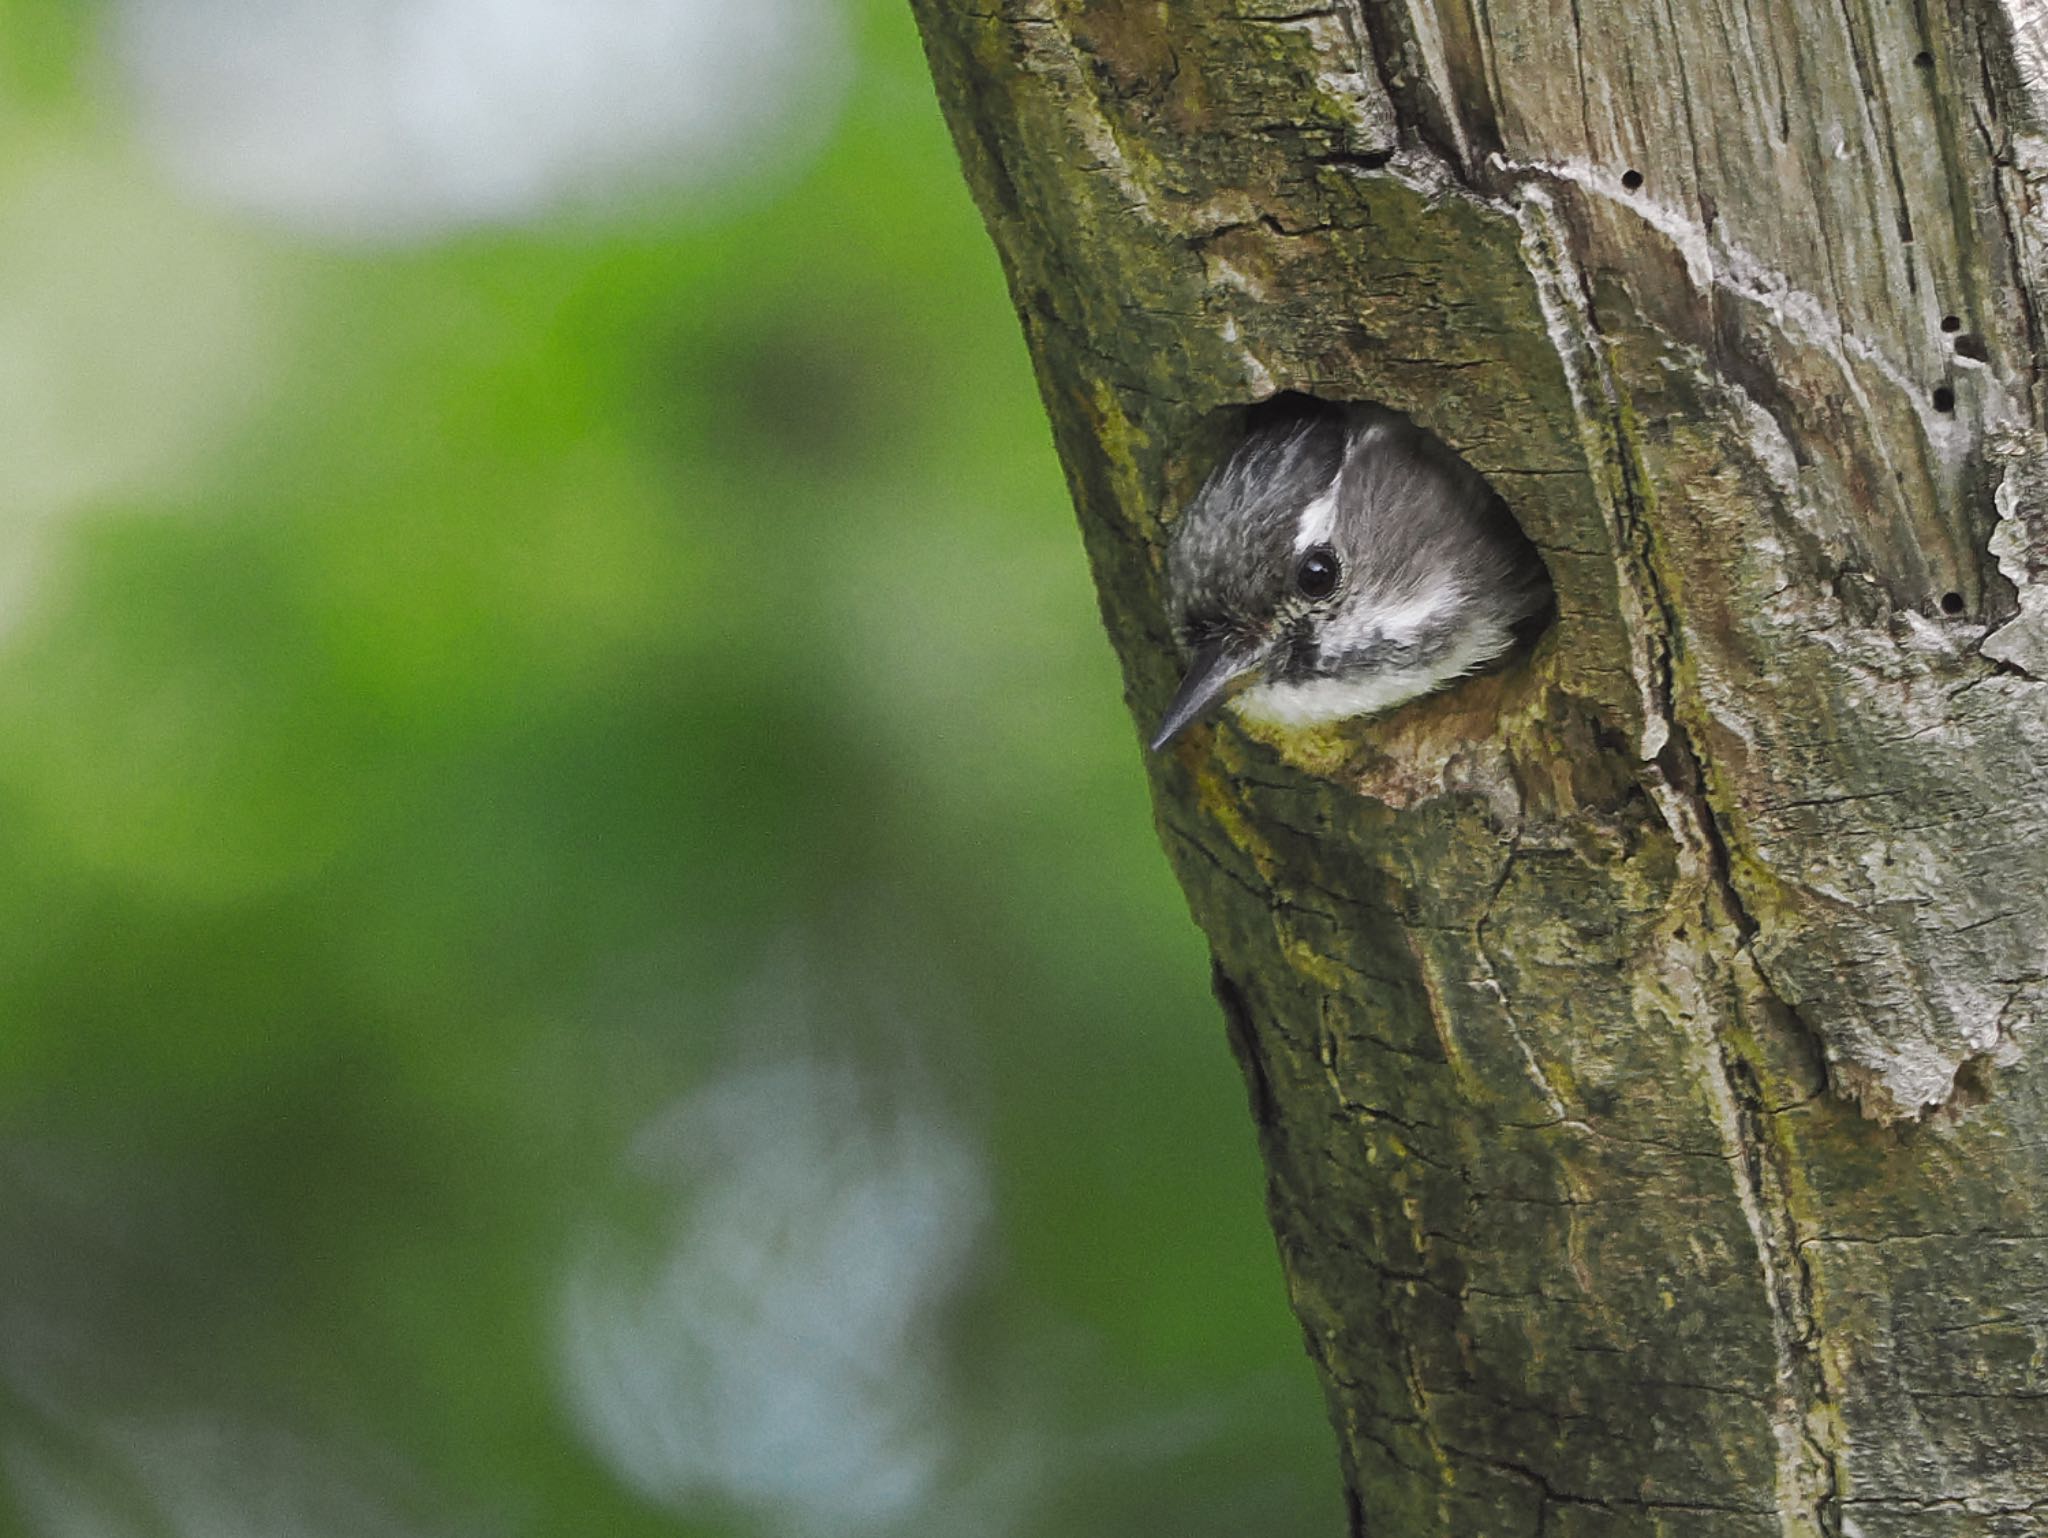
[1295,545,1341,600]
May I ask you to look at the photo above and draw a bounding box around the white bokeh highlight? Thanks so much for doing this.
[110,0,852,241]
[557,1055,991,1537]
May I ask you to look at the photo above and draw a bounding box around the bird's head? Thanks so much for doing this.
[1150,403,1549,751]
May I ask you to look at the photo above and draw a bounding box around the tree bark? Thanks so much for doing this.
[909,1,2048,1531]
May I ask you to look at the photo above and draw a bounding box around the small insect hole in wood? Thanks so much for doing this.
[1913,49,1934,69]
[1940,314,1961,333]
[1932,385,1956,413]
[1620,168,1643,191]
[1940,591,1965,616]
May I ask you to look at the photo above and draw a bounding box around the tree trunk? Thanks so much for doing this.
[908,1,2048,1531]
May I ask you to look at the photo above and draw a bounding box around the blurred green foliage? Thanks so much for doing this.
[0,2,1334,1534]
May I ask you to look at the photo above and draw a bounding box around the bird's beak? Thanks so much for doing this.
[1149,638,1262,752]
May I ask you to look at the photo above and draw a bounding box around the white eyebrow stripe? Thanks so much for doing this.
[1292,484,1340,551]
[1293,420,1385,551]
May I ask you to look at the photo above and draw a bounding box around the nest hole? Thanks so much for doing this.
[1164,392,1558,754]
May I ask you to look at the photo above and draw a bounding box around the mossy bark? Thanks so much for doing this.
[908,1,2048,1531]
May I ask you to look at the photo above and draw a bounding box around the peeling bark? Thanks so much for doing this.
[910,0,2048,1530]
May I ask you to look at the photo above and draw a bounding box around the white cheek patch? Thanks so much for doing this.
[1365,579,1461,641]
[1291,484,1340,551]
[1310,577,1461,660]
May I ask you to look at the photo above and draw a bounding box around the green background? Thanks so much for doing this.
[0,2,1334,1532]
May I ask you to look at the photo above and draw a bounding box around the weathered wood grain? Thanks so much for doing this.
[910,0,2048,1529]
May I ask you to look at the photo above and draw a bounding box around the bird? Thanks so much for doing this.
[1150,399,1552,751]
